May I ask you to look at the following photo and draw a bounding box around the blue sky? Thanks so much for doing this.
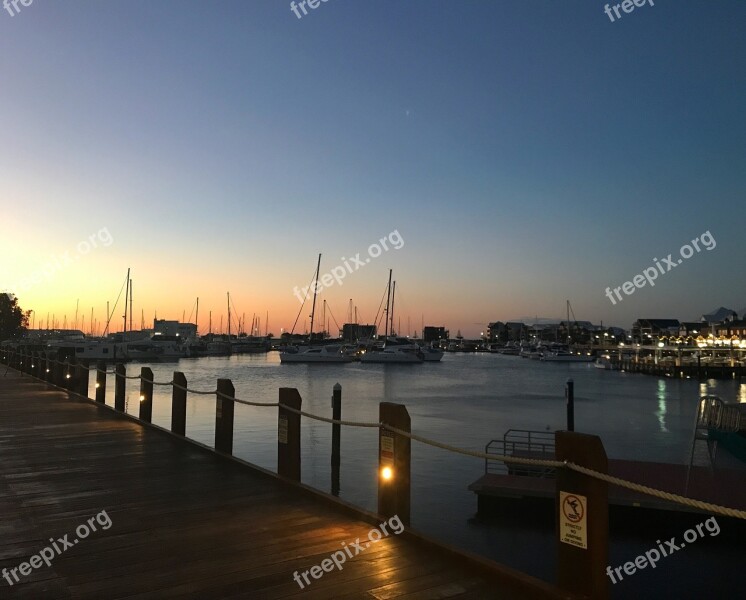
[1,1,744,336]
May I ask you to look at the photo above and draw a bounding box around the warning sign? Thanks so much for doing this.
[380,435,394,466]
[559,491,587,549]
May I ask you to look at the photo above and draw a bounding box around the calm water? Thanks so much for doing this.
[94,353,746,598]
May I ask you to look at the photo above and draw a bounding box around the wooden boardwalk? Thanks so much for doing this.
[0,370,569,600]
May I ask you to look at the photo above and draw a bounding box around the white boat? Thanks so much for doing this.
[280,345,353,363]
[594,356,613,369]
[360,345,423,364]
[420,346,444,362]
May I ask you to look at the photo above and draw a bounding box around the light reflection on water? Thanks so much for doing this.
[94,353,745,586]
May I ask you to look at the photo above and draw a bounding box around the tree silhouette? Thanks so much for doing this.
[0,294,29,341]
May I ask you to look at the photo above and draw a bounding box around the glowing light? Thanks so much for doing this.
[65,374,71,379]
[380,466,393,481]
[95,383,100,389]
[46,369,50,373]
[139,395,146,402]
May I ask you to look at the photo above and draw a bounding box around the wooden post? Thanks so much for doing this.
[172,372,187,436]
[95,361,106,403]
[139,367,153,422]
[378,402,411,526]
[77,359,90,398]
[278,388,302,481]
[54,355,65,387]
[215,379,235,454]
[43,353,52,382]
[556,431,609,600]
[331,383,341,496]
[565,378,575,432]
[114,364,126,412]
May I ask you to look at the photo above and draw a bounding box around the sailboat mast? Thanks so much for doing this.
[390,281,396,336]
[384,269,392,339]
[129,279,133,333]
[196,298,199,335]
[308,253,322,341]
[227,293,231,338]
[123,268,130,334]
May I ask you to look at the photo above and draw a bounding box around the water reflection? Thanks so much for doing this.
[656,379,668,432]
[740,383,746,404]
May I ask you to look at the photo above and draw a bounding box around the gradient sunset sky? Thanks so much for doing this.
[1,1,744,337]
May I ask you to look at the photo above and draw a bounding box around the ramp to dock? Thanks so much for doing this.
[0,371,569,600]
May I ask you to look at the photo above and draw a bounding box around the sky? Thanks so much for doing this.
[1,1,745,337]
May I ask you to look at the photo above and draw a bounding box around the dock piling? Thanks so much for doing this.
[172,372,187,436]
[95,361,106,403]
[378,402,411,526]
[278,388,302,481]
[139,367,154,422]
[215,379,235,454]
[331,383,341,495]
[114,363,126,412]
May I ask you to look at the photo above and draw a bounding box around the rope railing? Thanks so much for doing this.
[2,347,746,520]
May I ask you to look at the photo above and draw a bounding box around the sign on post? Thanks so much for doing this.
[559,491,588,549]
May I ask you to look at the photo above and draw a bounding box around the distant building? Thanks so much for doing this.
[423,326,448,344]
[700,307,738,323]
[632,319,680,344]
[154,319,197,340]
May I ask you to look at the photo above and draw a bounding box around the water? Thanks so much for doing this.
[94,353,746,597]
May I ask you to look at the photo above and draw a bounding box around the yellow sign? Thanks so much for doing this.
[380,435,394,466]
[559,491,587,549]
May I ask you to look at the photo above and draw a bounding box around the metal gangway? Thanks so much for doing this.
[686,395,744,493]
[485,429,556,478]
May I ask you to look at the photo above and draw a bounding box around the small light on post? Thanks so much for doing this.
[139,395,145,402]
[380,466,394,481]
[95,383,100,389]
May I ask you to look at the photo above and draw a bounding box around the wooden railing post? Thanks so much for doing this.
[77,359,90,397]
[139,367,153,422]
[215,379,235,454]
[114,364,126,412]
[172,372,187,436]
[556,431,609,600]
[331,383,341,495]
[95,361,106,403]
[53,355,64,387]
[378,403,411,525]
[278,388,302,481]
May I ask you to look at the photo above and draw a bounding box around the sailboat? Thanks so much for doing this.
[360,271,424,364]
[540,300,594,362]
[280,254,353,364]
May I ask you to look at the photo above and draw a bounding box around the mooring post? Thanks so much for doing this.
[114,363,126,412]
[139,367,153,422]
[378,402,411,526]
[278,388,302,481]
[566,378,575,432]
[77,359,90,398]
[215,379,235,454]
[331,383,342,496]
[95,360,106,403]
[172,372,187,436]
[556,431,609,600]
